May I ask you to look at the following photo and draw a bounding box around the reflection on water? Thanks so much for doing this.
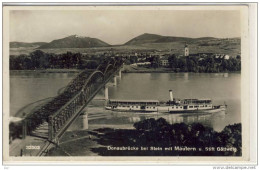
[68,99,228,132]
[224,73,229,78]
[10,72,240,132]
[184,72,189,81]
[68,72,240,132]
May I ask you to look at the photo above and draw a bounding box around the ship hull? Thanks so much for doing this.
[169,107,225,114]
[105,105,226,114]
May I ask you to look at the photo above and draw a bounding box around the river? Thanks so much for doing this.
[10,71,240,132]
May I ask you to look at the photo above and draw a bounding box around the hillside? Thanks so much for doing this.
[10,42,47,48]
[38,35,110,49]
[125,33,164,45]
[10,33,240,58]
[125,33,201,45]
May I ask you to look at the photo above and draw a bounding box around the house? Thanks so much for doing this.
[224,55,230,60]
[215,54,230,60]
[160,56,169,67]
[136,62,151,66]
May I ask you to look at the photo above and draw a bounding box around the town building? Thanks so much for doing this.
[224,55,230,60]
[184,43,189,56]
[215,54,230,60]
[160,56,169,67]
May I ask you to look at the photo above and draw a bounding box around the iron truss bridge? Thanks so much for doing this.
[23,57,123,155]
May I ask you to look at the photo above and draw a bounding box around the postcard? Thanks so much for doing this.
[2,3,257,165]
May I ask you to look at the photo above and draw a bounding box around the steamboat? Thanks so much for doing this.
[105,90,227,114]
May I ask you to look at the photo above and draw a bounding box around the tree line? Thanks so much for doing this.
[150,54,241,72]
[88,118,241,156]
[9,50,101,70]
[133,118,241,156]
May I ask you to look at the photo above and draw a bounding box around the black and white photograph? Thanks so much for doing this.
[2,3,257,164]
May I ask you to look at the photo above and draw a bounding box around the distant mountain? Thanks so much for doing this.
[10,42,47,48]
[125,33,164,45]
[38,35,110,49]
[195,37,217,40]
[124,33,218,45]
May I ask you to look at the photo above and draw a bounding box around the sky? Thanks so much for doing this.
[9,10,241,45]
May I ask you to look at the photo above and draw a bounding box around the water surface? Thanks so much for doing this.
[10,71,241,132]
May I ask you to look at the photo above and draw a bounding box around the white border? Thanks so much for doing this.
[1,2,257,166]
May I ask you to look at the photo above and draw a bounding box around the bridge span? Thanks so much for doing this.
[20,57,123,156]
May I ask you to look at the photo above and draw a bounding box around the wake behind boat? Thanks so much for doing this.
[105,90,227,114]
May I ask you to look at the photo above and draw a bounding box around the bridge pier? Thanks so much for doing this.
[82,114,88,130]
[104,85,109,100]
[113,76,117,86]
[118,69,121,78]
[22,119,27,139]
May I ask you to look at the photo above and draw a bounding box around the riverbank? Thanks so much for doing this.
[10,69,82,74]
[122,65,241,73]
[123,64,172,73]
[11,67,174,74]
[10,67,240,74]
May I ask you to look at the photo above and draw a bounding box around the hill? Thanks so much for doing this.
[38,35,110,49]
[9,33,240,58]
[124,33,218,45]
[125,33,164,45]
[10,42,47,48]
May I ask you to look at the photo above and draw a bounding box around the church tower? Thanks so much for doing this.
[184,43,189,57]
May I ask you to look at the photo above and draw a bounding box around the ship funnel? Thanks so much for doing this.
[169,90,173,101]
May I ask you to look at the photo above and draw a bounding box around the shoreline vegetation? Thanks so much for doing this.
[9,69,241,74]
[10,69,81,74]
[48,118,241,156]
[122,65,241,73]
[10,50,241,73]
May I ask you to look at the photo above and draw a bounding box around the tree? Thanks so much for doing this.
[168,54,178,69]
[186,57,198,72]
[221,59,229,72]
[86,60,98,69]
[30,50,48,69]
[129,56,138,64]
[133,118,157,131]
[23,57,33,69]
[178,57,187,72]
[204,56,216,72]
[151,56,160,69]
